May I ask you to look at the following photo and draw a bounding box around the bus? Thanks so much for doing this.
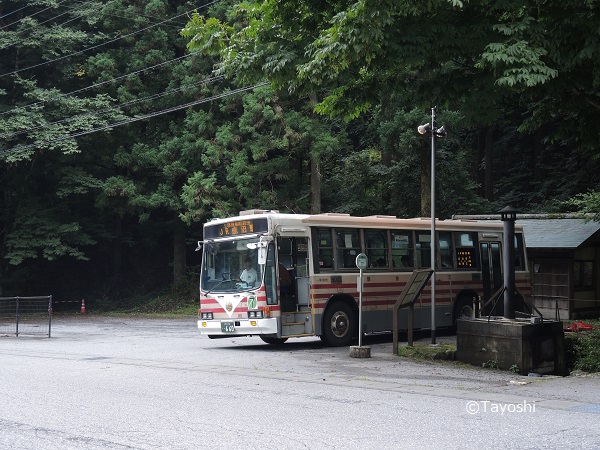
[197,210,531,346]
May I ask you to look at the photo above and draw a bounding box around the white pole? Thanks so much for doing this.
[358,268,363,347]
[430,106,437,345]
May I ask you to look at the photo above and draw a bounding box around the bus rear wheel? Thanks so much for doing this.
[260,335,288,345]
[321,301,356,347]
[454,296,475,324]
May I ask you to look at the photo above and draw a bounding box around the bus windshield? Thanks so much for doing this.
[200,237,265,293]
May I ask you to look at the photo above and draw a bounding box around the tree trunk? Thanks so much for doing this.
[309,93,321,214]
[310,153,321,214]
[533,128,543,182]
[173,221,187,285]
[113,215,123,287]
[484,126,494,201]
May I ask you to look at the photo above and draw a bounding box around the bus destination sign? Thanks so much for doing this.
[205,218,268,239]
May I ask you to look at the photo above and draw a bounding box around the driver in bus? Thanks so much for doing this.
[237,257,258,286]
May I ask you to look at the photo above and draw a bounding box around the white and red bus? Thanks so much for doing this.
[197,210,530,346]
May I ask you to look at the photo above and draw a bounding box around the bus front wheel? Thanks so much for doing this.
[260,335,288,345]
[321,301,356,347]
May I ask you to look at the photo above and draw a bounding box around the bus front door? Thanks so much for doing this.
[480,241,503,316]
[278,237,312,337]
[277,237,310,312]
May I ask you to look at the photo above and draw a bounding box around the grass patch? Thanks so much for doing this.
[397,343,457,361]
[125,292,197,315]
[564,319,600,374]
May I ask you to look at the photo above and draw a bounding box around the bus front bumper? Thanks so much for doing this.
[197,317,279,336]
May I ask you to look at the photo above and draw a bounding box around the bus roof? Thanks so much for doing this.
[302,213,522,231]
[207,211,523,232]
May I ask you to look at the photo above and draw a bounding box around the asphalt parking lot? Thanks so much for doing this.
[1,315,599,449]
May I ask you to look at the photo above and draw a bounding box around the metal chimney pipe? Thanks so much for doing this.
[500,206,517,319]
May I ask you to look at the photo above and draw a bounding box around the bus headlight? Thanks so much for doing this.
[200,312,213,320]
[247,310,263,319]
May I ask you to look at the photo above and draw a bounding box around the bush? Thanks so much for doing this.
[90,270,200,315]
[565,320,600,373]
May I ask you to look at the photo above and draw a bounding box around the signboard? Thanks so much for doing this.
[204,218,268,239]
[355,253,368,270]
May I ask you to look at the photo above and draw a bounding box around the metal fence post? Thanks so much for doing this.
[48,295,53,338]
[15,296,19,337]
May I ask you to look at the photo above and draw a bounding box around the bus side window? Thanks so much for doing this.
[335,228,361,269]
[455,232,477,269]
[295,238,309,278]
[514,234,525,270]
[317,228,333,269]
[439,231,454,269]
[416,232,431,268]
[391,231,413,269]
[365,230,388,269]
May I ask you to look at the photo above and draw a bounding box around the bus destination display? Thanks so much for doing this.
[205,218,268,239]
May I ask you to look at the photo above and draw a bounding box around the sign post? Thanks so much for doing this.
[355,253,368,348]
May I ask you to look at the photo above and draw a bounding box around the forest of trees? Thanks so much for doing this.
[1,0,599,307]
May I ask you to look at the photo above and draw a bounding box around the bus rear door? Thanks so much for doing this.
[480,240,503,316]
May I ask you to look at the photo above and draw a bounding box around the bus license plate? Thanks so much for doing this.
[221,321,235,333]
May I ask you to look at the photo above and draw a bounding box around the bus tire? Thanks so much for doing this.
[259,335,288,345]
[454,296,475,324]
[321,301,356,347]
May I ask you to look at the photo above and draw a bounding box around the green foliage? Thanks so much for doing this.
[182,0,600,157]
[482,359,500,369]
[478,11,559,88]
[0,0,209,299]
[565,321,600,374]
[565,192,600,222]
[181,85,347,219]
[95,269,200,314]
[180,14,233,56]
[5,202,95,265]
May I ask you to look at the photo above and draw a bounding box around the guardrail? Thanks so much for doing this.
[0,296,52,338]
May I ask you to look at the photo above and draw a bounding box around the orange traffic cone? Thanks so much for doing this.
[80,298,86,314]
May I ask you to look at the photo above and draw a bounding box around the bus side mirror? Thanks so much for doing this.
[258,246,268,265]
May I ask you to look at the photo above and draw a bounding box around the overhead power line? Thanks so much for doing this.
[1,11,84,53]
[1,82,269,158]
[60,2,186,29]
[0,0,219,78]
[24,9,73,30]
[0,51,202,117]
[0,0,70,30]
[0,4,30,23]
[2,74,224,139]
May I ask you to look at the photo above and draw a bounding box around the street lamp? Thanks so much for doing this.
[418,107,446,345]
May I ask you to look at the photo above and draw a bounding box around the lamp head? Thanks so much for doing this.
[417,124,431,135]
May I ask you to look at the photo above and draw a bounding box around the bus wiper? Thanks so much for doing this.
[204,278,233,294]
